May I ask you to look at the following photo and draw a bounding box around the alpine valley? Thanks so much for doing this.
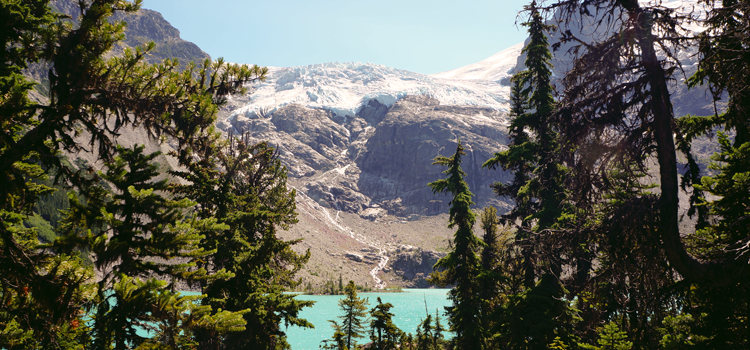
[49,0,718,290]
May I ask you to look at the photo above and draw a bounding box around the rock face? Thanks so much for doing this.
[357,95,511,216]
[220,95,514,220]
[390,250,445,288]
[51,0,211,65]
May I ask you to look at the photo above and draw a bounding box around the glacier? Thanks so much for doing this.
[220,59,520,129]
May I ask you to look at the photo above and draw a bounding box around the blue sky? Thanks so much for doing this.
[143,0,530,75]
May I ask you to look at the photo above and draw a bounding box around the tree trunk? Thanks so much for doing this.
[623,0,745,286]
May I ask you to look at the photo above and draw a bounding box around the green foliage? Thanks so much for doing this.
[428,141,484,350]
[692,133,750,258]
[498,274,579,350]
[549,336,569,350]
[370,297,403,350]
[483,2,564,233]
[688,0,750,146]
[0,0,288,348]
[322,321,348,350]
[171,135,312,349]
[579,322,632,350]
[658,313,708,349]
[476,206,512,348]
[341,281,369,349]
[414,312,447,350]
[23,213,56,243]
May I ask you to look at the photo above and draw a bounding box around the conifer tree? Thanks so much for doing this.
[428,141,484,350]
[499,274,578,350]
[415,315,435,350]
[333,281,369,350]
[414,312,446,350]
[481,3,580,347]
[484,1,562,231]
[370,297,402,350]
[542,0,750,345]
[476,206,507,348]
[171,135,313,349]
[579,322,632,350]
[0,0,267,347]
[432,311,445,349]
[323,322,349,350]
[483,1,569,292]
[57,145,239,350]
[547,0,750,288]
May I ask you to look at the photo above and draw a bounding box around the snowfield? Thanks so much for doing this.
[224,57,521,125]
[431,42,524,82]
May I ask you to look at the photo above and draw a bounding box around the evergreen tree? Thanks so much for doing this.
[171,135,313,349]
[57,145,237,350]
[323,321,349,350]
[0,0,267,347]
[483,1,569,293]
[428,141,484,350]
[332,281,369,350]
[499,274,578,350]
[580,322,632,350]
[548,0,749,287]
[414,311,446,350]
[482,3,580,348]
[484,0,562,232]
[415,315,434,350]
[432,311,446,349]
[476,206,508,348]
[370,297,402,350]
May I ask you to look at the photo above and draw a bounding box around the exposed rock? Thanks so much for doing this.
[359,207,387,221]
[345,252,364,262]
[358,99,390,126]
[221,96,514,218]
[390,250,445,288]
[51,0,211,65]
[357,95,511,215]
[306,182,369,213]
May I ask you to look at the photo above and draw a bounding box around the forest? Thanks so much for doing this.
[1,0,749,349]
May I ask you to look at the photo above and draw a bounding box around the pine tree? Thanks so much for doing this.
[476,206,507,348]
[0,0,265,347]
[432,311,446,349]
[500,274,579,350]
[484,1,562,232]
[171,136,313,349]
[428,141,484,350]
[414,311,446,350]
[322,321,348,350]
[548,0,750,286]
[57,145,233,350]
[579,322,632,350]
[334,281,369,350]
[415,315,434,350]
[483,1,569,293]
[370,297,402,350]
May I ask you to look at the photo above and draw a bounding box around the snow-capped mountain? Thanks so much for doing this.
[215,58,520,289]
[219,61,513,129]
[431,43,524,82]
[212,0,718,289]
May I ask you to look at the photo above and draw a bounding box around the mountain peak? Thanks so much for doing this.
[431,43,524,82]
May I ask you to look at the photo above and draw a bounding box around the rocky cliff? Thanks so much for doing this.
[51,0,210,65]
[218,93,515,289]
[221,95,513,220]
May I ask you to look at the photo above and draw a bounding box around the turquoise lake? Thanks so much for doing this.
[285,288,452,350]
